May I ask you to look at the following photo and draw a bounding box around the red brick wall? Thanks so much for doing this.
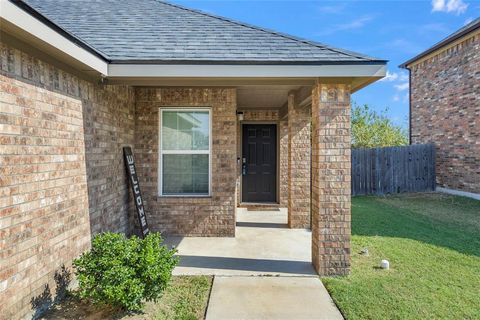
[311,83,351,276]
[82,85,135,235]
[0,40,135,319]
[410,33,480,193]
[288,93,311,228]
[134,88,237,236]
[279,118,289,208]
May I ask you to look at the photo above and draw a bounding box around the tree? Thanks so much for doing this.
[351,103,408,148]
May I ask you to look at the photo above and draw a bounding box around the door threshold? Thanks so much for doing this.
[238,202,280,210]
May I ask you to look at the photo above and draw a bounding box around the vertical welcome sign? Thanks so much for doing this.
[123,147,150,238]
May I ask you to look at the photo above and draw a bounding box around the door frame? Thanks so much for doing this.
[240,121,280,204]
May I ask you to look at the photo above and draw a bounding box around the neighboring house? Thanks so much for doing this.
[401,18,480,194]
[0,0,386,318]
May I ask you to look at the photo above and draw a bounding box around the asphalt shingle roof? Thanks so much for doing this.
[20,0,385,64]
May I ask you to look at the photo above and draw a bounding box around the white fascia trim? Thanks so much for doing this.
[108,63,386,78]
[0,0,108,75]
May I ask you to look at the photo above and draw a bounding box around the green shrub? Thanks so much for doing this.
[73,232,178,311]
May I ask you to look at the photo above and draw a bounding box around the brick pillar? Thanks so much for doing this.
[287,92,311,228]
[311,82,351,276]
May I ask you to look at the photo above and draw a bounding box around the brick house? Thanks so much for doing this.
[401,18,479,195]
[0,0,386,318]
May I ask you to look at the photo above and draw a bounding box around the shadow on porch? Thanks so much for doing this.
[163,208,316,276]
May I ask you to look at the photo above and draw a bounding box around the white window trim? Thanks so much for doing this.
[158,107,212,197]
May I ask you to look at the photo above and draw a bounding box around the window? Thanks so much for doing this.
[159,108,211,196]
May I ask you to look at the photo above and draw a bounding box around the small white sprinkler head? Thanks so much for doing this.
[381,259,390,270]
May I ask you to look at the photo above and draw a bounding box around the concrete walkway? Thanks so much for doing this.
[165,209,343,319]
[165,208,315,276]
[206,277,343,320]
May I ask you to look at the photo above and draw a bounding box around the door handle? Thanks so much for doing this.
[242,157,247,175]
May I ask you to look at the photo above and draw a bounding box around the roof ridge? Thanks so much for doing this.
[155,0,381,61]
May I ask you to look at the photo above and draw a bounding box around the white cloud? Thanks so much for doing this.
[432,0,446,11]
[464,17,474,25]
[381,71,409,82]
[395,82,409,91]
[388,38,424,55]
[383,70,409,102]
[446,0,468,14]
[317,15,373,35]
[381,71,399,82]
[399,73,409,82]
[432,0,468,15]
[392,93,409,103]
[418,23,450,35]
[317,4,346,14]
[339,16,374,30]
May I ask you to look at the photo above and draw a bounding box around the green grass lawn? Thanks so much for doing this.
[323,193,480,320]
[42,276,212,320]
[137,276,212,320]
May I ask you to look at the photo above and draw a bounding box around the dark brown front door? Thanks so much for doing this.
[242,124,277,203]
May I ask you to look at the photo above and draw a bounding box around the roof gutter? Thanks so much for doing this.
[109,59,388,66]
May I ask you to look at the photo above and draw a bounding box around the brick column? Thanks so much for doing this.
[287,92,311,228]
[311,82,351,276]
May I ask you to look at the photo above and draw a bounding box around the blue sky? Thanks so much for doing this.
[174,0,479,128]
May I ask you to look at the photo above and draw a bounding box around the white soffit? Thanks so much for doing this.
[0,0,108,75]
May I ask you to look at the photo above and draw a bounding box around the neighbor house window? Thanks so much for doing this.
[159,108,211,196]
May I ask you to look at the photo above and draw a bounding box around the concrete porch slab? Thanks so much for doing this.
[205,276,344,320]
[164,208,316,276]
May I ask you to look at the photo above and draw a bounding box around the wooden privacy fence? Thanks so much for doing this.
[351,144,435,196]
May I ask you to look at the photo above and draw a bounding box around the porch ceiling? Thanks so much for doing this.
[237,85,302,109]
